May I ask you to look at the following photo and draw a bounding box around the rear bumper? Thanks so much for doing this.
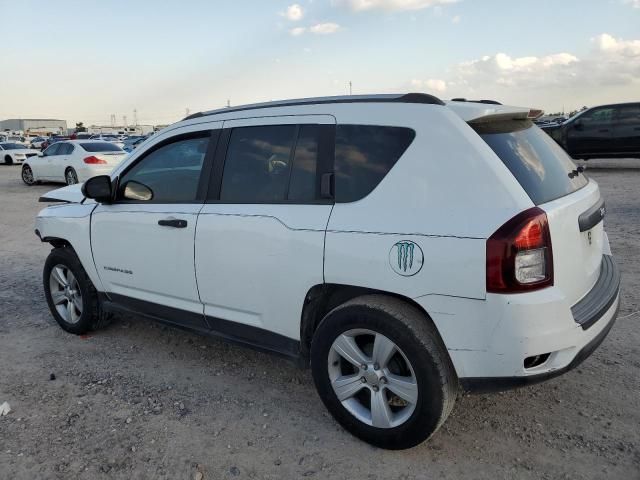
[417,254,621,392]
[460,296,619,393]
[458,254,621,393]
[76,165,116,182]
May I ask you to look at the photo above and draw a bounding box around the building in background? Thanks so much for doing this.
[0,118,67,136]
[86,124,156,136]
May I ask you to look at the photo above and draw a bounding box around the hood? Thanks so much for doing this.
[39,184,88,204]
[13,148,40,154]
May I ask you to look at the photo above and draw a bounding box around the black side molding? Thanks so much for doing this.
[572,255,620,330]
[578,197,606,232]
[100,293,301,361]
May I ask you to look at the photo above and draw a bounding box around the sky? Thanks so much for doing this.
[0,0,638,126]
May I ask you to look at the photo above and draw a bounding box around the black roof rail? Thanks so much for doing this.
[450,98,503,105]
[183,93,444,121]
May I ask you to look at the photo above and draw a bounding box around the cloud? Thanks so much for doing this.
[592,33,640,56]
[421,33,640,108]
[451,15,460,23]
[333,0,458,12]
[290,26,306,36]
[453,52,579,88]
[289,22,341,36]
[309,22,341,34]
[411,78,447,92]
[623,0,640,8]
[284,4,304,21]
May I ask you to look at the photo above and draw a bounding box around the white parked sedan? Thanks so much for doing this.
[0,142,41,165]
[21,140,128,186]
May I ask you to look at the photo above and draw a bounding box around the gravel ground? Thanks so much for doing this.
[0,165,638,480]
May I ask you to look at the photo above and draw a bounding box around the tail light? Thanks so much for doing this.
[83,156,107,164]
[486,207,553,293]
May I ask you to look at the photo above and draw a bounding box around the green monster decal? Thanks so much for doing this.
[396,241,415,272]
[390,240,423,276]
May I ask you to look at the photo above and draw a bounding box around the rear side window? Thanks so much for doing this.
[334,125,415,203]
[80,142,123,152]
[475,120,588,205]
[617,105,640,125]
[219,125,320,203]
[221,125,296,202]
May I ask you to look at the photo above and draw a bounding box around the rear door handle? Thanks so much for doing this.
[598,129,610,133]
[158,218,188,228]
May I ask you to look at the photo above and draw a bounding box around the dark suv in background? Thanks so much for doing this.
[541,102,640,159]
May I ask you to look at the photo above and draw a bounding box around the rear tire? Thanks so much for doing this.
[65,167,78,185]
[43,247,110,334]
[310,295,458,449]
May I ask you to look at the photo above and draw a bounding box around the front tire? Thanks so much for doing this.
[310,295,458,449]
[22,165,36,185]
[65,167,78,185]
[4,155,12,165]
[43,247,108,334]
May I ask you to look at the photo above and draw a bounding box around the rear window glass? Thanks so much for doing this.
[335,125,415,203]
[80,142,123,152]
[474,120,588,205]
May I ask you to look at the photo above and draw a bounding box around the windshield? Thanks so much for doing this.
[80,142,123,152]
[474,120,588,205]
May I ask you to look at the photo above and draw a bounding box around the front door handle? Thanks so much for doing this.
[598,129,610,133]
[158,218,188,228]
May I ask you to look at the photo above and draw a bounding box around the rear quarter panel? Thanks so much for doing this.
[325,103,534,301]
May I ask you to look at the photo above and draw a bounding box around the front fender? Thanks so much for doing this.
[35,203,104,292]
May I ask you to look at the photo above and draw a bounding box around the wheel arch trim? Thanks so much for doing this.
[299,283,450,365]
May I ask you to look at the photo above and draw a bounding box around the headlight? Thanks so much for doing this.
[14,154,26,158]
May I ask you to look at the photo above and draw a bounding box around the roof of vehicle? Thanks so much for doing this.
[181,92,537,125]
[57,140,124,146]
[183,93,445,120]
[584,101,640,109]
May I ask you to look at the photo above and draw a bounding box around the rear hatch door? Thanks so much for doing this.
[473,116,604,305]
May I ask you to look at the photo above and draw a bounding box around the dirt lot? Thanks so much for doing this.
[0,165,638,480]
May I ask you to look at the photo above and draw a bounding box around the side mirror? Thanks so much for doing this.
[81,175,113,203]
[573,120,583,130]
[38,152,43,157]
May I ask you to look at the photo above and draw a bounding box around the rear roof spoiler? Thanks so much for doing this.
[445,100,544,123]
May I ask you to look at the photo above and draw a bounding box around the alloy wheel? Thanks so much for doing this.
[328,329,418,429]
[22,166,34,184]
[49,265,83,324]
[66,169,78,185]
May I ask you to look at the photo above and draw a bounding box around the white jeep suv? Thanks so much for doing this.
[35,94,620,449]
